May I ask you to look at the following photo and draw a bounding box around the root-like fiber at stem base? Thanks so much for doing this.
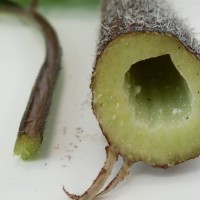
[63,146,118,200]
[95,159,133,198]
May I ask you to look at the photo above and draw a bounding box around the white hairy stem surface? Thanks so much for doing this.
[97,0,200,58]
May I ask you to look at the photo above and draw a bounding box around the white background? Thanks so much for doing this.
[0,0,200,199]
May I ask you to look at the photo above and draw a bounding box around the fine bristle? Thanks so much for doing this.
[97,0,200,58]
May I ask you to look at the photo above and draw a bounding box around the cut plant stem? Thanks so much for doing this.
[0,1,61,160]
[65,0,200,199]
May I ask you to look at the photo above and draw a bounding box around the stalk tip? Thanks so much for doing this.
[14,133,42,160]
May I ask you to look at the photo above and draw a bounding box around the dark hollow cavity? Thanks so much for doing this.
[124,54,192,127]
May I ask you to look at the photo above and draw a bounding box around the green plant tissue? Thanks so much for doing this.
[13,0,99,8]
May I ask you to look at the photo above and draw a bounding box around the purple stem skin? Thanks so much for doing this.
[0,1,61,153]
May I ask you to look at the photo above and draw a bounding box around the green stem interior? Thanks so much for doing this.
[124,54,192,127]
